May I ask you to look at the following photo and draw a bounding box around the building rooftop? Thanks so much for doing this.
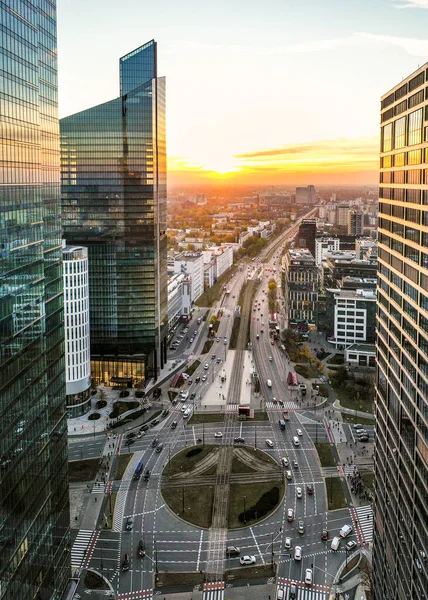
[345,343,376,354]
[327,287,377,300]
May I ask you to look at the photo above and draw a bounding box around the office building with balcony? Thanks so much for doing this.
[0,1,70,598]
[375,64,428,599]
[283,248,318,325]
[63,244,91,417]
[348,209,364,235]
[61,40,167,386]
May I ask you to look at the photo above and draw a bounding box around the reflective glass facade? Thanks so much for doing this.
[376,65,428,599]
[61,41,167,385]
[0,1,70,599]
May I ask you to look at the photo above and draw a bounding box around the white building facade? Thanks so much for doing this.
[63,244,91,417]
[315,237,340,266]
[174,252,205,304]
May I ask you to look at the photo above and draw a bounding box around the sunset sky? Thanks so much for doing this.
[58,0,428,186]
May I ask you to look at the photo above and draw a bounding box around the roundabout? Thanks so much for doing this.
[161,443,285,529]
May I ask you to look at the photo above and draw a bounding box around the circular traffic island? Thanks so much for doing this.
[161,444,285,529]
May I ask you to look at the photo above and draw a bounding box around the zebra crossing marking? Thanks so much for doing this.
[277,576,330,599]
[352,504,373,544]
[266,401,299,410]
[71,529,94,569]
[117,589,153,599]
[203,581,225,600]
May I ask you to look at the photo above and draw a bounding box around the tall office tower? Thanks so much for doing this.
[61,40,168,386]
[376,65,428,599]
[297,219,316,258]
[0,2,70,599]
[347,209,364,235]
[336,204,350,226]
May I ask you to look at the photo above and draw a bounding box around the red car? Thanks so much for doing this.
[271,340,275,345]
[307,484,314,495]
[321,528,329,541]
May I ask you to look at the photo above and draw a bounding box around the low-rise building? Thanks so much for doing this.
[173,252,205,304]
[315,237,340,266]
[326,287,377,348]
[345,343,376,368]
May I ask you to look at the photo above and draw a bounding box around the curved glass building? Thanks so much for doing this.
[61,40,167,386]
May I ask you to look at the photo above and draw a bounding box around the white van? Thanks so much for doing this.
[331,536,341,551]
[183,408,191,418]
[276,587,284,600]
[340,524,353,538]
[293,436,300,446]
[179,390,189,400]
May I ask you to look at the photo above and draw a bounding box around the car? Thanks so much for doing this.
[125,517,133,531]
[126,432,136,439]
[195,376,201,383]
[265,439,274,448]
[161,408,170,417]
[260,329,264,333]
[150,419,159,427]
[190,392,196,399]
[276,587,285,600]
[170,421,177,429]
[268,356,273,362]
[331,536,341,551]
[211,354,216,360]
[294,546,302,561]
[216,337,220,342]
[256,334,260,340]
[305,568,313,585]
[285,470,293,480]
[346,540,358,551]
[281,457,289,467]
[182,373,190,380]
[321,528,329,541]
[234,437,245,444]
[296,487,303,499]
[340,524,353,538]
[187,378,193,385]
[204,363,209,370]
[356,428,367,435]
[298,520,305,534]
[216,358,221,363]
[284,536,292,549]
[353,424,364,429]
[267,379,272,387]
[151,438,158,448]
[296,429,303,436]
[140,424,149,432]
[271,340,275,345]
[155,443,163,453]
[144,470,151,481]
[137,431,144,438]
[137,540,145,557]
[239,555,256,565]
[181,404,188,412]
[122,553,130,571]
[190,337,194,343]
[307,484,314,495]
[287,508,294,522]
[225,546,240,556]
[124,439,135,446]
[358,435,369,441]
[292,460,298,469]
[202,375,207,382]
[194,331,197,336]
[289,582,298,599]
[224,338,227,345]
[214,432,223,438]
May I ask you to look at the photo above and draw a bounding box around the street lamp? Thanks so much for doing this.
[243,495,246,524]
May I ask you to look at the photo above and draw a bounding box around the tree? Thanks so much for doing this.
[186,243,195,251]
[268,280,277,291]
[333,365,348,385]
[98,388,107,402]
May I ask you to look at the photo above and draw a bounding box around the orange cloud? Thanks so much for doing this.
[168,136,379,186]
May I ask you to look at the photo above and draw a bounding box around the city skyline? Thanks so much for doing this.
[58,0,428,185]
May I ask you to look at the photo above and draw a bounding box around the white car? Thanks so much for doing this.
[201,375,207,382]
[265,439,274,448]
[239,555,256,565]
[214,432,223,438]
[294,545,302,561]
[281,457,289,467]
[296,429,303,436]
[204,363,209,370]
[267,379,272,387]
[287,508,295,521]
[181,405,188,412]
[182,373,190,380]
[268,356,273,361]
[284,536,292,549]
[305,568,313,585]
[340,524,353,538]
[296,487,303,499]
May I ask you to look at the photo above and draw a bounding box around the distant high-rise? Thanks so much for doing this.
[347,209,364,235]
[0,1,70,598]
[376,64,428,599]
[295,185,316,205]
[61,40,167,385]
[336,204,350,227]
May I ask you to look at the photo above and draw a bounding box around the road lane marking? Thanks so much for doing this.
[250,526,265,564]
[196,529,204,571]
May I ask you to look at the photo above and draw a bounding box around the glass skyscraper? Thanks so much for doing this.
[0,1,70,599]
[61,40,167,386]
[376,65,428,599]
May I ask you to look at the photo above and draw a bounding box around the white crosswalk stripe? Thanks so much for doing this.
[91,480,107,494]
[354,504,373,543]
[277,582,329,599]
[266,401,299,410]
[225,404,238,413]
[202,591,225,600]
[71,530,93,569]
[343,465,358,475]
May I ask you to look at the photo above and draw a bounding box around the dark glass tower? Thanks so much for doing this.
[61,40,167,385]
[376,65,428,599]
[0,1,70,599]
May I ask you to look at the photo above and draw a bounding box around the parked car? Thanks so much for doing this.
[126,432,136,439]
[140,424,149,432]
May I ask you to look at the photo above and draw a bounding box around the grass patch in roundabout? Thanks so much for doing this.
[228,481,285,529]
[315,443,336,467]
[162,485,214,529]
[187,412,225,425]
[163,444,217,476]
[325,477,347,510]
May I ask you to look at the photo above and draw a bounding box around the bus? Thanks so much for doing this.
[133,460,144,480]
[287,371,298,387]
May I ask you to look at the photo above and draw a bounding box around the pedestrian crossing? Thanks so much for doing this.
[266,401,299,410]
[203,581,224,599]
[71,529,96,569]
[117,590,152,599]
[91,480,107,494]
[352,504,373,544]
[277,577,330,599]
